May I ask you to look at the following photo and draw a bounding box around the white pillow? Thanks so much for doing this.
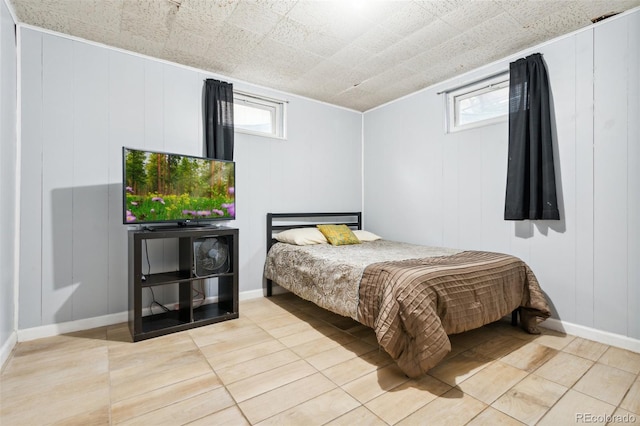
[274,228,328,245]
[353,230,382,241]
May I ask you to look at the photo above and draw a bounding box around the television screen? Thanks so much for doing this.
[122,147,235,225]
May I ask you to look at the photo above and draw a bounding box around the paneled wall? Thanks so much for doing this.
[18,28,362,329]
[0,0,17,359]
[15,9,638,344]
[363,10,640,340]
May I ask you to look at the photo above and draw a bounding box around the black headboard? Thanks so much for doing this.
[265,212,362,296]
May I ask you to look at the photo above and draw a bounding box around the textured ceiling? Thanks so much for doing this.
[8,0,640,111]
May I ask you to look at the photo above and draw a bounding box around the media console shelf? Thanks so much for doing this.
[128,226,239,342]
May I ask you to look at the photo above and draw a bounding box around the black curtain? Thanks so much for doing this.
[204,79,234,161]
[504,53,560,220]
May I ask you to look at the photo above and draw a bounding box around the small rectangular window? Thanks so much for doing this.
[446,74,509,133]
[234,92,286,139]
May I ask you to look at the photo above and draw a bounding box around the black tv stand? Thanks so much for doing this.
[128,226,239,341]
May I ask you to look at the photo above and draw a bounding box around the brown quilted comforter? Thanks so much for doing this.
[357,251,551,377]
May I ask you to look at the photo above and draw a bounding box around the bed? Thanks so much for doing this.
[264,212,551,378]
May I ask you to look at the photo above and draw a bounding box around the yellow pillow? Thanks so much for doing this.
[316,224,361,246]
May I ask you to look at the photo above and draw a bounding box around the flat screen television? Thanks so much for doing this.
[122,147,235,226]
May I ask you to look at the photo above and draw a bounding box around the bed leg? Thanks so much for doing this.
[511,308,519,326]
[266,279,272,297]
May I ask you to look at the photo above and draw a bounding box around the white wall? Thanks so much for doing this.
[18,28,362,330]
[0,0,17,364]
[363,10,640,341]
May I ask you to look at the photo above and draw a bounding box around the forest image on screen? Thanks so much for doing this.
[124,148,235,224]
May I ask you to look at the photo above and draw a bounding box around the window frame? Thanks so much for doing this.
[234,91,287,140]
[446,73,509,133]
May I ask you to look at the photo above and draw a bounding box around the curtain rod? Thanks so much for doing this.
[234,89,289,104]
[203,79,290,104]
[436,70,509,95]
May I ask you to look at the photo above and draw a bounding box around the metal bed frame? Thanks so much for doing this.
[265,212,361,296]
[263,211,519,326]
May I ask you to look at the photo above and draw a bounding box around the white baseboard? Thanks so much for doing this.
[541,318,640,354]
[239,286,289,299]
[239,288,265,300]
[17,311,128,342]
[1,331,17,370]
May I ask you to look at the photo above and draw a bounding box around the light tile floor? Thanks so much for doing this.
[1,294,639,425]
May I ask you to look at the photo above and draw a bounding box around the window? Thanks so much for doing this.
[234,92,286,139]
[446,73,509,133]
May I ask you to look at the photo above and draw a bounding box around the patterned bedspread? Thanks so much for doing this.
[263,240,461,319]
[263,240,551,377]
